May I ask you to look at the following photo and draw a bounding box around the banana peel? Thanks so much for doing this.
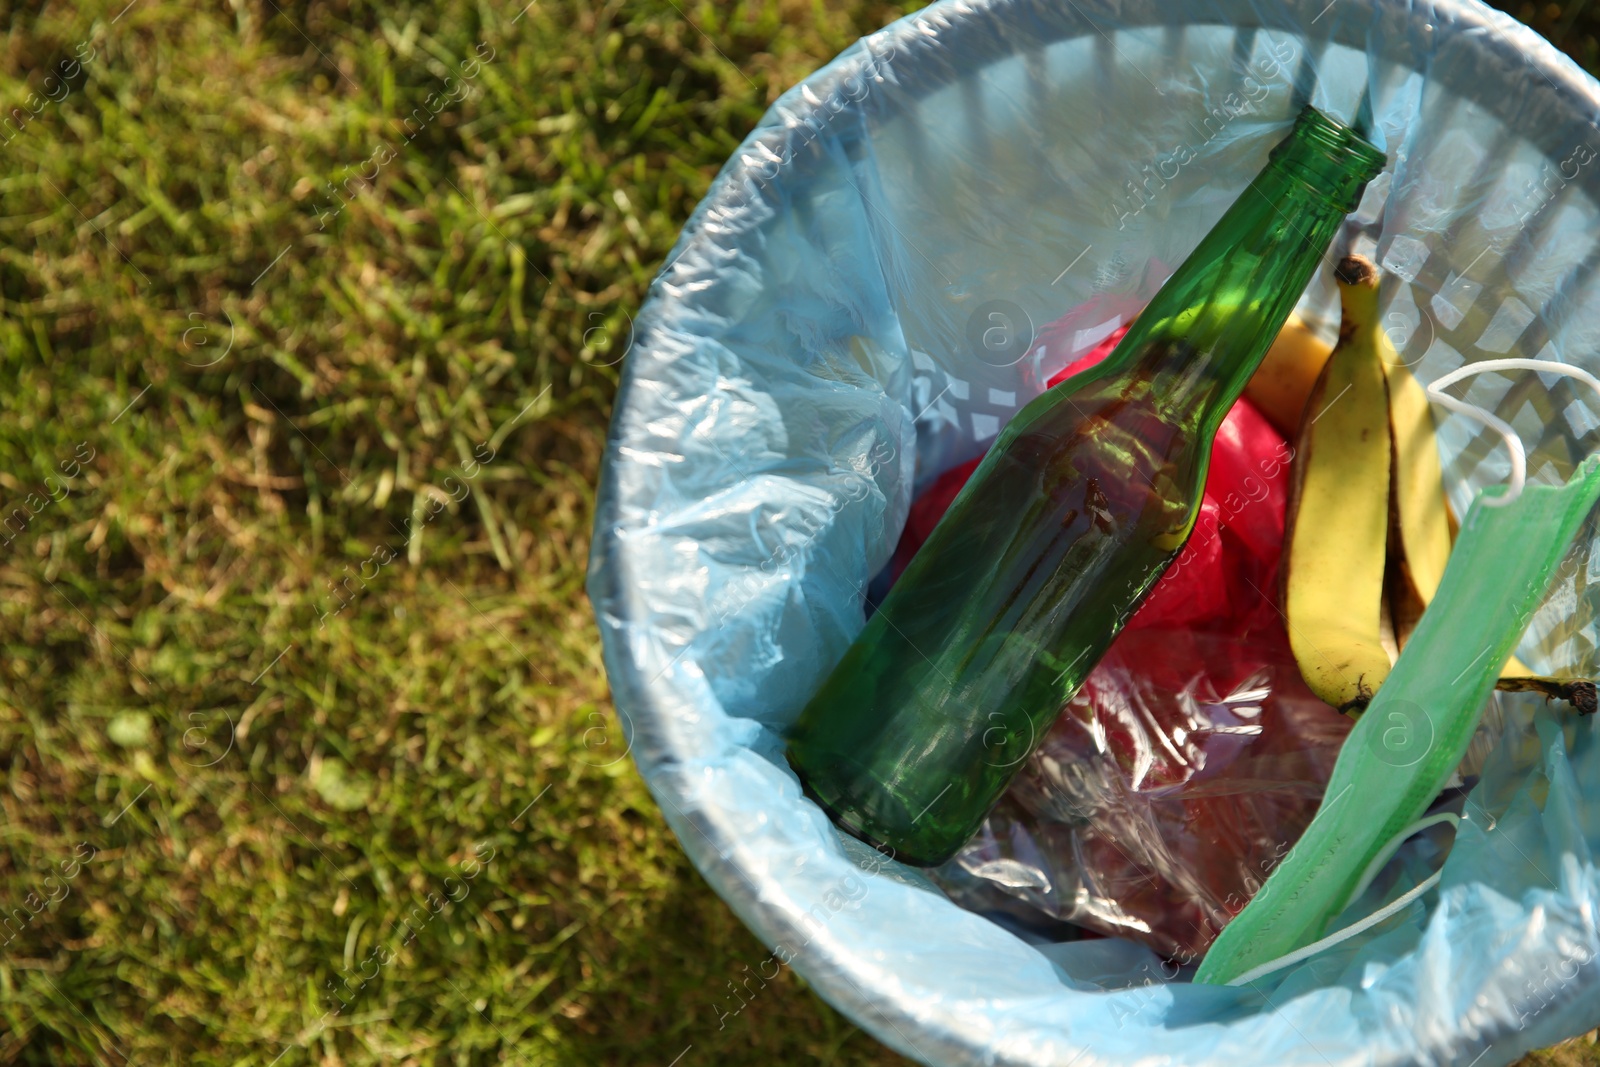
[1246,314,1335,438]
[1284,254,1595,716]
[1383,371,1592,709]
[1281,258,1394,712]
[1384,340,1453,605]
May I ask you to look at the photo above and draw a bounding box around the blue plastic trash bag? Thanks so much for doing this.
[587,0,1600,1062]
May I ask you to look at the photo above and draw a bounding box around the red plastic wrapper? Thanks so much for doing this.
[910,327,1352,960]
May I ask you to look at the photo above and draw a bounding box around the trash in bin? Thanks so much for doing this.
[785,106,1385,868]
[1200,361,1600,985]
[897,320,1352,958]
[923,261,1600,963]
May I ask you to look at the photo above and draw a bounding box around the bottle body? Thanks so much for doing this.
[791,377,1200,865]
[787,107,1386,867]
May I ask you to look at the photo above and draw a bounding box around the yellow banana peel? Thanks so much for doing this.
[1282,256,1393,712]
[1284,254,1594,716]
[1245,314,1336,438]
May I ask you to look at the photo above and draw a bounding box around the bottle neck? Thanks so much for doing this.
[1103,158,1361,426]
[1069,107,1382,432]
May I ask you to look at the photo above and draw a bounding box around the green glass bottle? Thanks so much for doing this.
[786,106,1386,867]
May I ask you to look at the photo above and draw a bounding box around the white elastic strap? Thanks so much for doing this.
[1225,871,1443,987]
[1342,811,1460,913]
[1223,812,1462,988]
[1427,358,1600,508]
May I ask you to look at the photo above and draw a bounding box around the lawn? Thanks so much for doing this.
[0,0,1596,1064]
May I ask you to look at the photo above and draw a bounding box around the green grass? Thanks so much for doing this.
[0,0,1596,1064]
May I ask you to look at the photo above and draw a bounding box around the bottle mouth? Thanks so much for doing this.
[1268,104,1387,207]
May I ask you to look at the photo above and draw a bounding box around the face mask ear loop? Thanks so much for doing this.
[1339,811,1461,914]
[1225,870,1442,987]
[1427,358,1600,508]
[1221,812,1461,988]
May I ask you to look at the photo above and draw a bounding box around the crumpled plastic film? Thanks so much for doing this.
[587,0,1600,1063]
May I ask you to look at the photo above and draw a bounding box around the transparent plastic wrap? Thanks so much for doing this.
[937,625,1353,960]
[587,0,1600,1063]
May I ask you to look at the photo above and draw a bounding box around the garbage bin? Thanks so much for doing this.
[587,0,1600,1063]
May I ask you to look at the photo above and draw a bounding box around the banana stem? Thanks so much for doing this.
[1343,676,1597,717]
[1494,675,1598,715]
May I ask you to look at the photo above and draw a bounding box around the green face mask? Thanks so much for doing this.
[1196,359,1600,988]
